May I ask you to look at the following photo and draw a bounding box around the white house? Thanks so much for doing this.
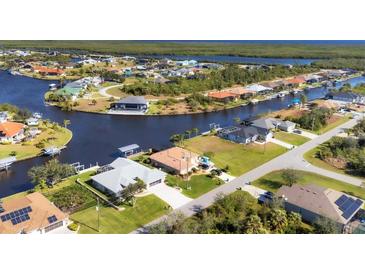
[91,158,166,197]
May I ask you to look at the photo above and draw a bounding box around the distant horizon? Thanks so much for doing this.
[141,40,365,45]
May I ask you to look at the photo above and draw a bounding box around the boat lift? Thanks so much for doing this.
[0,157,16,171]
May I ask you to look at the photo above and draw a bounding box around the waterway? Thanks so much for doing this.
[1,70,365,198]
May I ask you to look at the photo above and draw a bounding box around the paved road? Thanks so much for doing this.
[99,84,123,98]
[133,115,363,233]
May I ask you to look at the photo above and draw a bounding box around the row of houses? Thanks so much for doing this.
[217,118,296,144]
[218,117,295,144]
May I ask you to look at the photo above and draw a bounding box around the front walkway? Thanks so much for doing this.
[148,183,192,209]
[269,138,295,149]
[295,130,318,139]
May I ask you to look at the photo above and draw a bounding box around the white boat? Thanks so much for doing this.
[42,146,63,156]
[49,83,57,91]
[0,157,16,171]
[277,92,286,98]
[32,112,43,119]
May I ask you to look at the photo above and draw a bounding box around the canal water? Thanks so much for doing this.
[1,70,365,198]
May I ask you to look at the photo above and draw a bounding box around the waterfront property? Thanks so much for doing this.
[278,120,296,132]
[91,158,166,197]
[183,136,287,176]
[218,125,259,144]
[150,147,200,175]
[0,121,25,144]
[277,184,363,230]
[0,192,69,234]
[208,91,239,103]
[327,91,365,104]
[245,84,273,93]
[111,96,149,113]
[31,66,65,76]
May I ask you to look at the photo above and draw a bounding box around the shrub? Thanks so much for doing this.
[68,222,79,231]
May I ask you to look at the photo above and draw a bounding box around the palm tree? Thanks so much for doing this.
[268,209,288,233]
[63,119,71,129]
[185,130,192,139]
[192,128,199,136]
[244,215,267,234]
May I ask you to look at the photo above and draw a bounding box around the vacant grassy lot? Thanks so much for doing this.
[0,123,72,160]
[71,194,169,234]
[315,115,350,134]
[253,170,365,200]
[166,174,221,198]
[274,131,309,146]
[183,136,287,176]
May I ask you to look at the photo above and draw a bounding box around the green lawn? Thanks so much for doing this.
[253,170,365,200]
[71,194,170,234]
[183,136,287,176]
[274,131,309,146]
[166,174,221,198]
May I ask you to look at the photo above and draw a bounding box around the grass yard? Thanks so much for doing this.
[253,170,365,200]
[274,131,309,146]
[183,136,287,176]
[0,123,72,161]
[166,174,221,198]
[71,194,170,234]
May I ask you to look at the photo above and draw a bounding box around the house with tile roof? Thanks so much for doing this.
[0,192,69,234]
[0,121,25,143]
[150,147,200,175]
[208,91,239,103]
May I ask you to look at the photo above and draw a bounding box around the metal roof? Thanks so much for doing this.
[118,144,140,153]
[117,96,147,105]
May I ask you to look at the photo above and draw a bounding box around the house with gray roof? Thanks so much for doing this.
[277,184,363,230]
[278,120,296,132]
[218,125,259,144]
[327,91,365,104]
[91,158,166,197]
[111,96,149,112]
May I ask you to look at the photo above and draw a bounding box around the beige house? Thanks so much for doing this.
[0,192,69,234]
[150,147,200,175]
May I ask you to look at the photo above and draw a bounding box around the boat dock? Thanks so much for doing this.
[0,157,17,171]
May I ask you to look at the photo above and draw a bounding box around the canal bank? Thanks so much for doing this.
[1,70,365,198]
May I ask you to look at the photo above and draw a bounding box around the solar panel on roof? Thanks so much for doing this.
[335,195,348,207]
[11,219,17,225]
[1,215,6,222]
[340,197,355,211]
[47,215,57,224]
[342,202,362,219]
[9,212,15,218]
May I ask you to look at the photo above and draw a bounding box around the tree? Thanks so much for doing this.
[267,208,288,233]
[119,178,146,207]
[192,128,199,136]
[185,129,192,139]
[169,134,184,146]
[281,169,299,186]
[243,214,268,234]
[63,119,71,129]
[300,94,308,106]
[28,159,76,186]
[313,216,341,234]
[91,99,97,105]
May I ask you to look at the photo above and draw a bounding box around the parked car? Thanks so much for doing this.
[293,129,302,134]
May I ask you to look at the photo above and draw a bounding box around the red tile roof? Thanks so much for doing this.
[32,66,64,75]
[0,121,24,137]
[208,91,239,99]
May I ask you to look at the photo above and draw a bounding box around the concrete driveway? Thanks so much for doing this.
[295,130,318,139]
[149,183,192,209]
[269,138,295,149]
